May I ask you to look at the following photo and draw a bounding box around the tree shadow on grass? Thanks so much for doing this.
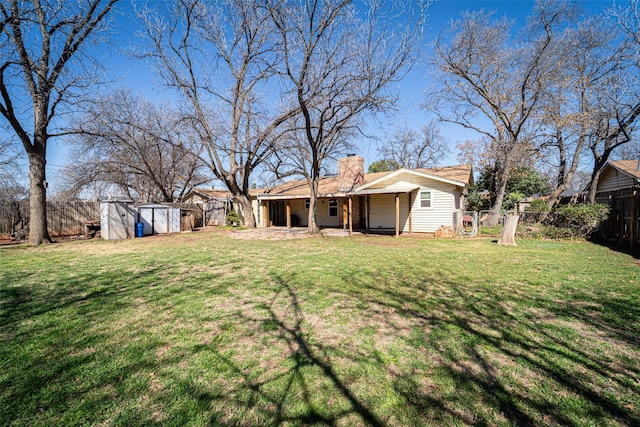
[3,251,639,426]
[167,273,386,426]
[334,263,640,426]
[0,265,177,425]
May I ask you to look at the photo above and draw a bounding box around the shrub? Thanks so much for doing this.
[502,191,524,211]
[550,203,609,239]
[526,198,549,213]
[226,211,241,227]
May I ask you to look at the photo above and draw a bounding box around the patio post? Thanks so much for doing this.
[395,193,400,238]
[408,192,413,235]
[348,196,353,236]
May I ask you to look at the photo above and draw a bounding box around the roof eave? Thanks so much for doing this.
[354,168,468,192]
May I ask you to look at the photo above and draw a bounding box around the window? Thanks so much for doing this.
[305,199,310,209]
[328,199,338,217]
[420,191,432,208]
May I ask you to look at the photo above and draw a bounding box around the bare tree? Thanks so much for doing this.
[140,0,298,227]
[61,90,208,202]
[0,139,26,201]
[579,0,640,202]
[430,1,570,213]
[0,0,119,244]
[380,121,448,169]
[537,14,627,208]
[268,0,427,232]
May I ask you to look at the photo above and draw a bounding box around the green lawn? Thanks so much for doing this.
[1,230,639,426]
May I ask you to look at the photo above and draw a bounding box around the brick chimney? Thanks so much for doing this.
[338,155,364,192]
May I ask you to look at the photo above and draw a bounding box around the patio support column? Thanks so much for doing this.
[265,202,271,227]
[286,201,291,229]
[366,195,370,232]
[632,191,638,248]
[342,201,348,231]
[408,192,413,235]
[348,196,353,236]
[395,193,400,238]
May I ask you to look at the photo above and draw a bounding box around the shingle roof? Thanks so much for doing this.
[607,160,640,180]
[413,164,474,184]
[262,164,473,198]
[182,187,266,201]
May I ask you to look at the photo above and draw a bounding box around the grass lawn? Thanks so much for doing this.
[1,230,639,426]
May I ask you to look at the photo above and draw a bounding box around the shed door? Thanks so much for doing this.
[138,208,154,235]
[154,208,169,234]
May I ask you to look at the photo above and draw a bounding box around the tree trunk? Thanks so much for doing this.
[307,176,320,234]
[27,151,52,245]
[235,194,256,228]
[587,167,603,204]
[498,213,519,246]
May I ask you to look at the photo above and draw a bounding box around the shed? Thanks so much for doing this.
[135,203,182,235]
[100,199,135,240]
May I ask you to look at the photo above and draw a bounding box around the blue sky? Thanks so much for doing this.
[38,0,614,192]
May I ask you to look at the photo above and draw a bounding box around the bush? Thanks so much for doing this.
[226,211,241,227]
[515,203,609,240]
[549,203,609,239]
[502,192,524,211]
[526,198,549,213]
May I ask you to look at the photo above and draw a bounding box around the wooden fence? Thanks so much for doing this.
[596,188,640,248]
[0,200,100,241]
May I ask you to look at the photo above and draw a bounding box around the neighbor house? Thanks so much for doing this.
[180,187,266,227]
[253,156,473,236]
[588,159,640,248]
[590,159,640,198]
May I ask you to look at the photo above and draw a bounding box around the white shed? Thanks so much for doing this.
[100,199,135,240]
[135,203,181,235]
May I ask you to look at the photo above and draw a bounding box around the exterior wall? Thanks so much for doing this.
[316,197,340,227]
[368,193,410,231]
[597,167,637,193]
[253,199,263,227]
[136,206,181,235]
[287,199,309,227]
[100,201,135,240]
[365,172,461,233]
[408,182,458,232]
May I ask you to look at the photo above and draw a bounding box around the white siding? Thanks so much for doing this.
[364,172,461,233]
[410,182,457,232]
[368,194,410,231]
[598,167,637,193]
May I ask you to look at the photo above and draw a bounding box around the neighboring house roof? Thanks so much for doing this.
[605,160,640,181]
[586,159,640,193]
[259,164,473,199]
[181,187,266,202]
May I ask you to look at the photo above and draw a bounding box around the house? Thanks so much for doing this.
[180,187,266,227]
[180,189,233,227]
[589,159,640,247]
[591,160,640,197]
[254,156,473,236]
